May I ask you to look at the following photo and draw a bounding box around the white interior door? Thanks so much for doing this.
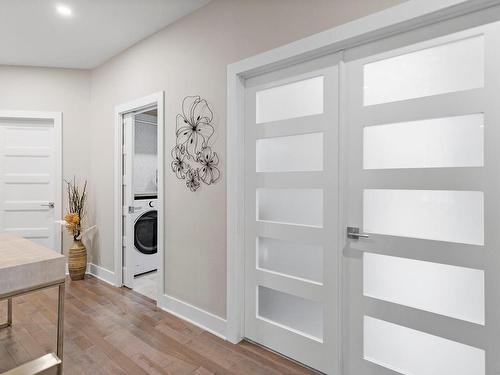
[244,53,341,374]
[0,113,61,251]
[122,113,136,288]
[342,22,500,375]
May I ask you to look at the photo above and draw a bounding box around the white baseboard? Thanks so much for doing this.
[65,262,115,285]
[66,264,226,340]
[158,293,227,340]
[87,263,115,285]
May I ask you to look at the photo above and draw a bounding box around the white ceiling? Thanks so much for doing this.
[0,0,210,69]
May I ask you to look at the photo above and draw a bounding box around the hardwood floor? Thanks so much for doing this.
[0,276,316,374]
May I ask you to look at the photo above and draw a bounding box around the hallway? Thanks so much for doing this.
[0,277,315,374]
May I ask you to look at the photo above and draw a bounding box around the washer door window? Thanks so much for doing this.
[134,211,157,255]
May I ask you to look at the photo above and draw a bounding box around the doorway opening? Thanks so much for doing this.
[114,92,165,303]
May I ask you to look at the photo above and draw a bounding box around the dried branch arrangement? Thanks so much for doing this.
[64,177,87,241]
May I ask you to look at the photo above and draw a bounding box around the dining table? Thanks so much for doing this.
[0,234,66,375]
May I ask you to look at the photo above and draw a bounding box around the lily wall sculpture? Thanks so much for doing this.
[171,96,221,192]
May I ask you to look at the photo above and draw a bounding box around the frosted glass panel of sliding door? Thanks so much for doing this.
[364,189,484,245]
[364,35,484,105]
[258,237,323,283]
[364,316,485,375]
[364,253,484,324]
[257,188,323,227]
[258,286,323,340]
[364,114,484,169]
[256,76,324,123]
[256,133,323,172]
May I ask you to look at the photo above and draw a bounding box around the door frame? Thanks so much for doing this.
[226,0,499,352]
[113,92,165,303]
[0,110,63,253]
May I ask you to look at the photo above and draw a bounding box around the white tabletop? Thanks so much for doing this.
[0,234,65,297]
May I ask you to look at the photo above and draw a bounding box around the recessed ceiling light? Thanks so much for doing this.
[56,4,73,17]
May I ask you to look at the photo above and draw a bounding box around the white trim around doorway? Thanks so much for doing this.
[0,110,63,253]
[113,92,165,304]
[225,0,500,348]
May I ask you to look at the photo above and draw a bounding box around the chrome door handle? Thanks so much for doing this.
[347,226,370,239]
[41,202,55,208]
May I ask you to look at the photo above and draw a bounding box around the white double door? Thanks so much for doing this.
[244,21,500,375]
[0,113,61,251]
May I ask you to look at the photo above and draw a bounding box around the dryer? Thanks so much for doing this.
[132,198,158,276]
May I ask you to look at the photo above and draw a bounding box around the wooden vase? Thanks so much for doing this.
[68,240,87,280]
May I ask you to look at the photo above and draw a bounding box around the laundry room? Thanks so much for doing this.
[128,106,159,300]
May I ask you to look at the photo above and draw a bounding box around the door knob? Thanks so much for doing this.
[41,202,55,208]
[347,226,370,239]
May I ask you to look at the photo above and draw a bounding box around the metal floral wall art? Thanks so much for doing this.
[171,96,221,192]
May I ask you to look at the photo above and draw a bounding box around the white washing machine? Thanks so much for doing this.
[132,197,158,276]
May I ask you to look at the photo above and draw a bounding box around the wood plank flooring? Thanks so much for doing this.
[0,276,317,374]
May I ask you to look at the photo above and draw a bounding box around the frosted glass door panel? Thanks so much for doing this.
[364,114,484,169]
[256,133,323,172]
[364,253,484,324]
[256,76,324,124]
[364,316,485,375]
[364,189,484,245]
[364,35,484,105]
[257,188,323,227]
[258,237,323,283]
[258,286,323,340]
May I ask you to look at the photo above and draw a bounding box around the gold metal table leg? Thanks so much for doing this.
[56,284,65,375]
[0,298,12,329]
[0,280,65,373]
[8,298,12,326]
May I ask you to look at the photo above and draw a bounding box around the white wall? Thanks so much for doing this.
[0,65,91,253]
[0,0,402,322]
[89,0,401,319]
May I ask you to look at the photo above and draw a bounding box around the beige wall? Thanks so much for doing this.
[89,0,401,318]
[0,66,91,252]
